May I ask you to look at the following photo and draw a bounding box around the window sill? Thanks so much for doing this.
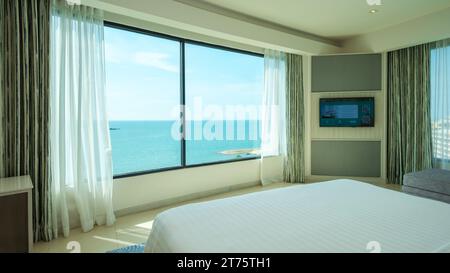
[113,156,261,180]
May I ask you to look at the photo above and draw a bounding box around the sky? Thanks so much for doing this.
[430,45,450,123]
[105,26,264,121]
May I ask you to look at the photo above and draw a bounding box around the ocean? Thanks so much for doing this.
[109,120,261,176]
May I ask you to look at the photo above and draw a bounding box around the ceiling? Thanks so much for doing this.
[193,0,450,41]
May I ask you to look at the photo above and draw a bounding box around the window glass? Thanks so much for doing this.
[105,26,181,176]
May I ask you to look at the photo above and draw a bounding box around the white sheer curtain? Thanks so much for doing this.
[260,49,287,185]
[431,38,450,170]
[49,0,115,237]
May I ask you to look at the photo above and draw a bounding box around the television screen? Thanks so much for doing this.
[320,97,374,127]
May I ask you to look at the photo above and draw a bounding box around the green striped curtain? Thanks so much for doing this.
[283,53,305,183]
[1,0,52,241]
[387,44,433,185]
[0,0,4,179]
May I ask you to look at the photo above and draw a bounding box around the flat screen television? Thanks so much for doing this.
[319,97,375,127]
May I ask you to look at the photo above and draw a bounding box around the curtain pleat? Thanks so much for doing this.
[0,0,52,241]
[50,0,115,238]
[284,54,305,183]
[261,50,287,185]
[387,44,433,184]
[0,0,4,179]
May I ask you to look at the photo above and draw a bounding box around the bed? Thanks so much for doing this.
[144,179,450,253]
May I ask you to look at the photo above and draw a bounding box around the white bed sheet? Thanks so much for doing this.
[145,180,450,253]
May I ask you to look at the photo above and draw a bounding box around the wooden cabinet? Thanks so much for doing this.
[0,176,33,253]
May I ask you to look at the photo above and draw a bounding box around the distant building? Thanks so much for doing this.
[432,118,450,160]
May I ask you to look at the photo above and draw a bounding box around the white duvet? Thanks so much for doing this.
[145,180,450,253]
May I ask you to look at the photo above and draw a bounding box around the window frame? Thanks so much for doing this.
[105,21,263,179]
[430,43,450,164]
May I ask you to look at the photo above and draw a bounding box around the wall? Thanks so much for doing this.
[113,157,283,215]
[311,54,382,92]
[305,53,387,183]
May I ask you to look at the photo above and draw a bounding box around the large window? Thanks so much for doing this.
[431,43,450,166]
[105,26,181,176]
[105,23,263,177]
[185,43,263,165]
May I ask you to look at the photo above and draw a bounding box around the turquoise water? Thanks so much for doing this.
[109,120,261,176]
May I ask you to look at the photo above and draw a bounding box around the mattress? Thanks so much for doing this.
[144,179,450,253]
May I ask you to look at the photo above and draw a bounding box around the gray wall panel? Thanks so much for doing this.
[311,141,381,177]
[312,54,382,92]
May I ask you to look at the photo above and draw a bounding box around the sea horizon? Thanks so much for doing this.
[109,120,261,176]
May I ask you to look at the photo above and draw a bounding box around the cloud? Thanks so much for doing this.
[105,43,127,63]
[133,52,179,73]
[222,82,263,93]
